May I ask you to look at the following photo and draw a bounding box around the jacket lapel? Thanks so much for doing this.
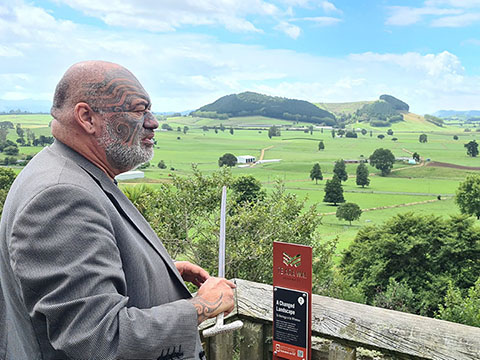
[50,141,190,295]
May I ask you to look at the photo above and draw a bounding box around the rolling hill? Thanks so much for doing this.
[192,91,336,126]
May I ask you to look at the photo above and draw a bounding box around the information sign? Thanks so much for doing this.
[273,242,312,360]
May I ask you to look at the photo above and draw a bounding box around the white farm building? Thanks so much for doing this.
[236,155,256,164]
[115,170,145,181]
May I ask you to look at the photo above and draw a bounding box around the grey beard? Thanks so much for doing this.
[104,141,153,172]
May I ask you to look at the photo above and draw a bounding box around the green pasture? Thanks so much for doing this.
[162,115,305,128]
[0,114,52,127]
[1,114,477,254]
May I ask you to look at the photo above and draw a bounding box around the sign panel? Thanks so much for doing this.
[273,242,312,360]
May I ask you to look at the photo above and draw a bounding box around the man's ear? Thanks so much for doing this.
[74,102,99,135]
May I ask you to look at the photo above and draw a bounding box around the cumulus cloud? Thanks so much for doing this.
[1,1,480,114]
[55,0,277,33]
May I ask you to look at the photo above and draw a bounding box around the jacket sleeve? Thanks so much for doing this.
[8,184,199,360]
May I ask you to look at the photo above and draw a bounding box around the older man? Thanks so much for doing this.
[0,61,235,360]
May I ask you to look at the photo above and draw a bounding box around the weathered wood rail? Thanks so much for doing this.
[199,279,480,360]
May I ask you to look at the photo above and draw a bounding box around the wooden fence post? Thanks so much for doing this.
[209,331,233,360]
[328,342,356,360]
[240,321,264,360]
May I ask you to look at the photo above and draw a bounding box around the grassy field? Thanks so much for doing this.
[1,113,477,252]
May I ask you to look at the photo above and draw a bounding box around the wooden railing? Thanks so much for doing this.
[199,279,480,360]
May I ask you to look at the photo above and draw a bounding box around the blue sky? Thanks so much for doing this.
[1,0,480,114]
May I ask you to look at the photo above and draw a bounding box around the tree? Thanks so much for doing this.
[138,161,150,169]
[345,131,357,138]
[0,167,16,216]
[183,126,189,134]
[202,125,209,132]
[337,129,345,137]
[161,123,172,131]
[419,133,428,143]
[361,129,367,136]
[0,128,8,143]
[370,130,373,137]
[3,145,19,156]
[124,166,329,288]
[157,160,167,169]
[323,175,345,206]
[333,159,348,181]
[464,140,479,157]
[341,212,480,316]
[391,137,398,141]
[369,148,395,176]
[331,129,335,138]
[177,126,181,132]
[336,202,362,225]
[453,135,459,140]
[218,153,237,167]
[268,125,280,139]
[231,175,266,205]
[309,125,314,135]
[355,162,370,188]
[377,134,385,139]
[455,175,480,219]
[219,123,225,132]
[387,129,393,136]
[318,140,325,151]
[412,152,420,162]
[16,123,24,140]
[229,127,234,135]
[0,167,16,190]
[310,163,323,184]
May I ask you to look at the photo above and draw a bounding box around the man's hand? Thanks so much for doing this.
[174,261,209,287]
[189,277,236,325]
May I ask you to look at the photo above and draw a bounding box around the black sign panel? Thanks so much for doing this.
[273,286,308,348]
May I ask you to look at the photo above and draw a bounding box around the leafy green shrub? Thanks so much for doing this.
[341,213,480,316]
[373,278,416,313]
[436,279,480,327]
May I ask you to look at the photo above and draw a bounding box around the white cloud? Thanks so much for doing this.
[431,12,480,26]
[348,51,464,78]
[386,6,462,26]
[425,0,480,8]
[321,1,342,14]
[386,1,480,26]
[1,1,480,114]
[297,16,341,26]
[0,45,23,57]
[275,21,302,39]
[56,0,276,33]
[462,38,480,46]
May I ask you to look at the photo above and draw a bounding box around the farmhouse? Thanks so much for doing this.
[236,155,256,164]
[115,170,145,181]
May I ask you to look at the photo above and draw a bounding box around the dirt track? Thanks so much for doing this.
[426,161,480,171]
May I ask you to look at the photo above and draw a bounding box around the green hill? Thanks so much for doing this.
[353,94,408,127]
[192,91,336,126]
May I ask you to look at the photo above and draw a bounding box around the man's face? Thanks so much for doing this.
[91,71,158,172]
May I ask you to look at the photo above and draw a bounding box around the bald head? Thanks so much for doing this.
[51,60,148,123]
[49,61,158,178]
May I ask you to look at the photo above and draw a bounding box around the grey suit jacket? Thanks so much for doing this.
[0,140,205,360]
